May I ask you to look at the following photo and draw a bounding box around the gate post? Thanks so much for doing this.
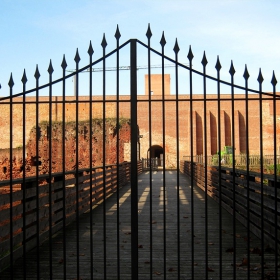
[130,39,138,278]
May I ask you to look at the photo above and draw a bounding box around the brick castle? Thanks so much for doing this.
[0,74,279,179]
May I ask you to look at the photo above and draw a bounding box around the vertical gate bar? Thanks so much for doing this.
[9,74,14,280]
[130,38,138,279]
[74,49,80,279]
[202,52,208,279]
[115,26,121,279]
[61,55,67,279]
[35,65,40,279]
[160,32,167,279]
[215,56,222,279]
[88,42,94,279]
[258,69,265,280]
[21,70,27,279]
[229,61,237,279]
[244,66,250,278]
[271,72,278,279]
[47,62,53,279]
[173,39,180,279]
[187,46,194,279]
[146,26,153,279]
[102,35,107,279]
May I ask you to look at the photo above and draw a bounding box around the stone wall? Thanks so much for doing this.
[0,119,131,180]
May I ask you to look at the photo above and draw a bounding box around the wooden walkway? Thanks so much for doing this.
[1,171,277,279]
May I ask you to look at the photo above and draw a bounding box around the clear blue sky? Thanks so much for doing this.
[0,0,279,95]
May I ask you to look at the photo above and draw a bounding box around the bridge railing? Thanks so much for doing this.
[0,161,137,272]
[180,160,280,254]
[183,154,280,173]
[141,158,160,170]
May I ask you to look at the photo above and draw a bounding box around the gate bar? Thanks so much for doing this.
[130,39,139,279]
[229,61,237,279]
[9,75,14,280]
[258,69,265,280]
[115,26,121,280]
[160,31,167,279]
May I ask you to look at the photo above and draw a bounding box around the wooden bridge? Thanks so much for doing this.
[1,170,277,280]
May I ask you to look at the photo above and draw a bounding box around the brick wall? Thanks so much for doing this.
[0,119,131,180]
[0,74,279,172]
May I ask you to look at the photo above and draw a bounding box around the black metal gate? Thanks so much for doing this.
[0,25,279,280]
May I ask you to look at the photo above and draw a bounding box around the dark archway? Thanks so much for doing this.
[147,145,164,166]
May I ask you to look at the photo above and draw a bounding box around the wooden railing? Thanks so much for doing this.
[0,161,142,271]
[180,160,280,253]
[183,154,280,170]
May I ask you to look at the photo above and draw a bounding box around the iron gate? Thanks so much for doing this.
[0,25,279,279]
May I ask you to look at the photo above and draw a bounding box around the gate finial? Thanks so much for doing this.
[229,60,236,76]
[243,65,250,80]
[8,73,14,88]
[61,55,67,69]
[74,49,81,63]
[271,71,277,86]
[215,56,222,72]
[187,46,194,62]
[173,38,180,54]
[21,69,28,85]
[48,60,54,74]
[88,41,94,56]
[160,32,166,47]
[115,25,121,40]
[201,51,208,67]
[146,24,152,39]
[257,68,264,84]
[101,34,107,48]
[34,65,41,79]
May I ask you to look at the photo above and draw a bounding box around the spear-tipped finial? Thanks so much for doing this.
[229,61,236,76]
[201,51,208,67]
[101,34,107,48]
[146,24,152,39]
[271,71,277,86]
[48,60,54,74]
[61,55,67,69]
[74,49,81,63]
[243,65,250,80]
[160,31,166,47]
[8,73,14,88]
[115,25,121,40]
[257,68,264,84]
[215,56,222,71]
[173,38,180,54]
[88,41,94,56]
[34,65,41,79]
[187,46,194,62]
[21,69,28,84]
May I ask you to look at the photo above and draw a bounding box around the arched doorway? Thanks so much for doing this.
[147,145,164,167]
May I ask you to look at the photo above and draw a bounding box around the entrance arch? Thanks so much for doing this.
[147,145,164,166]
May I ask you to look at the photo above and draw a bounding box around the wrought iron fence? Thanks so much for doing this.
[0,24,279,279]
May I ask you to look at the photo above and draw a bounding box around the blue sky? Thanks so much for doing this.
[0,0,279,96]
